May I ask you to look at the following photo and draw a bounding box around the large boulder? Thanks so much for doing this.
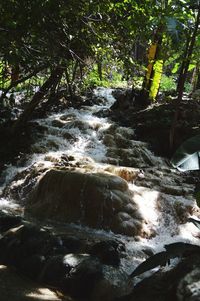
[39,253,103,298]
[0,222,129,300]
[25,169,143,236]
[114,255,200,301]
[0,223,60,268]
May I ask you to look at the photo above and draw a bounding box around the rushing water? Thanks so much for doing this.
[0,87,199,282]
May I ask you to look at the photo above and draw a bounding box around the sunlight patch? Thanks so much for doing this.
[129,183,160,224]
[0,198,20,210]
[26,288,60,300]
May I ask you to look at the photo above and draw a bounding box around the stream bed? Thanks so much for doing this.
[0,88,199,300]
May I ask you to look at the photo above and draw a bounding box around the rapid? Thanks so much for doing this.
[0,87,199,289]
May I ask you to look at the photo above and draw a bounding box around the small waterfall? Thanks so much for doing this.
[0,88,115,207]
[0,87,199,281]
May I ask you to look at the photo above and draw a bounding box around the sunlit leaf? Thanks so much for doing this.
[149,59,163,100]
[171,62,180,74]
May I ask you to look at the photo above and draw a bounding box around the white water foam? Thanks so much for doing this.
[0,87,199,282]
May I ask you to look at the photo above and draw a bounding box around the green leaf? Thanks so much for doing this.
[188,63,195,71]
[172,62,180,74]
[149,59,163,100]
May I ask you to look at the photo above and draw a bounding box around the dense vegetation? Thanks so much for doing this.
[0,0,200,156]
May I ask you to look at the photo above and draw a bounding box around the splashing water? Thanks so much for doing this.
[0,87,199,281]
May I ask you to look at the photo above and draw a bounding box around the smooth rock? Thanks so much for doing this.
[26,169,143,236]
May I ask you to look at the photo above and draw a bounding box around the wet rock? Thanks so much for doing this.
[19,254,46,279]
[116,255,200,301]
[111,212,142,237]
[39,254,103,298]
[30,144,49,154]
[38,254,72,287]
[62,131,76,141]
[46,140,59,149]
[104,124,134,140]
[64,119,90,132]
[110,95,200,157]
[25,169,144,236]
[103,124,163,168]
[111,89,134,110]
[0,223,61,268]
[89,240,125,266]
[61,236,85,253]
[115,133,133,148]
[0,219,130,300]
[177,268,200,300]
[63,254,103,298]
[103,134,116,147]
[51,119,65,128]
[91,266,131,301]
[104,165,140,182]
[0,212,22,233]
[82,95,106,106]
[2,164,48,203]
[105,157,120,165]
[94,108,111,118]
[0,265,64,301]
[44,155,60,163]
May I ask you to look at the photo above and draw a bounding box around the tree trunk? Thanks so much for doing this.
[40,68,64,115]
[65,69,74,100]
[11,66,63,134]
[11,65,20,84]
[176,36,190,93]
[141,28,163,102]
[72,60,78,82]
[169,6,200,153]
[191,63,199,93]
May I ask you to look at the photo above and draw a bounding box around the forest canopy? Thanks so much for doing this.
[0,0,200,150]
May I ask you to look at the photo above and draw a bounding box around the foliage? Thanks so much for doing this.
[184,81,192,93]
[0,0,199,95]
[0,0,200,131]
[84,66,110,88]
[83,63,126,89]
[160,75,176,92]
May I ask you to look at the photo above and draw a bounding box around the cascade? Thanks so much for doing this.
[0,87,199,298]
